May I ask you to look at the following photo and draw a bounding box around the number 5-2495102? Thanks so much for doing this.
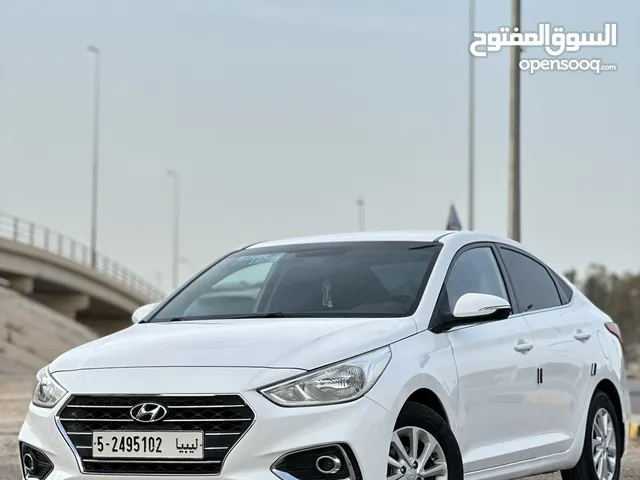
[91,431,204,459]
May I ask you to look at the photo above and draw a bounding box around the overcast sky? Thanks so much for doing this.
[1,0,638,292]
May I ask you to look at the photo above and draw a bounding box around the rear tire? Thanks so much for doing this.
[561,390,622,480]
[387,402,464,480]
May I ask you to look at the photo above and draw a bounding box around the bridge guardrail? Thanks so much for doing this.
[0,213,165,302]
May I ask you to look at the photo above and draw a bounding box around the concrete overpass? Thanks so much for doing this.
[0,212,164,336]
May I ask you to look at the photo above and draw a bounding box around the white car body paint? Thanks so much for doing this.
[19,230,631,480]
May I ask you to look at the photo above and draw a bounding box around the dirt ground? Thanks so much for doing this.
[1,375,639,479]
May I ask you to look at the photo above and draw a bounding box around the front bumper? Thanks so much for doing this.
[18,368,393,480]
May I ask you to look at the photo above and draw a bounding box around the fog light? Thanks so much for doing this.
[23,452,36,474]
[19,443,54,480]
[316,454,341,475]
[271,443,362,480]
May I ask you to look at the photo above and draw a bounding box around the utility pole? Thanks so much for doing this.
[508,0,522,242]
[356,198,365,232]
[87,46,101,267]
[166,170,180,290]
[468,0,476,231]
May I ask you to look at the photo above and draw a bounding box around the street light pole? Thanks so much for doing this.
[87,45,101,267]
[166,170,180,290]
[508,0,522,242]
[356,198,365,232]
[468,0,476,231]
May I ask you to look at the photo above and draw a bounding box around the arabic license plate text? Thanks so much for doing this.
[92,431,204,459]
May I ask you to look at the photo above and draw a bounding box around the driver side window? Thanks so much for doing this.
[445,247,508,313]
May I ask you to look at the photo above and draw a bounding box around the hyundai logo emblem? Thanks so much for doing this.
[130,402,168,423]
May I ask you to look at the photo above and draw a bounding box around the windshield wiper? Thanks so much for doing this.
[226,312,289,319]
[150,312,318,322]
[165,314,288,321]
[225,312,321,319]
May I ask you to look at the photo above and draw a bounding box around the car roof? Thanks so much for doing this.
[246,230,524,249]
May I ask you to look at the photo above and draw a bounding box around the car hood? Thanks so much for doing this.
[49,316,417,373]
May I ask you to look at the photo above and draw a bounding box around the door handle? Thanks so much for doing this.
[514,340,534,353]
[574,330,591,342]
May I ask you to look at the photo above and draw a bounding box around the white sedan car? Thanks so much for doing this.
[19,231,631,480]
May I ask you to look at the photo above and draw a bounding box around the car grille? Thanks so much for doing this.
[57,395,255,475]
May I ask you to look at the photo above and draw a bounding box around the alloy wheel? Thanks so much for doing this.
[387,426,448,480]
[592,407,617,480]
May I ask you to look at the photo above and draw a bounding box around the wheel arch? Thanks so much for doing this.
[594,378,625,453]
[406,388,450,425]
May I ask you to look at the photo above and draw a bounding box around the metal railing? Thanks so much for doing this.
[0,212,165,302]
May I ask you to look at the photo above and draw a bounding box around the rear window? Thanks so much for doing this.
[150,241,442,321]
[552,271,574,304]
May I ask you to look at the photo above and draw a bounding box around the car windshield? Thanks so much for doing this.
[149,241,442,321]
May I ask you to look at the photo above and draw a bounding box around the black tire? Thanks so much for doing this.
[561,390,622,480]
[390,402,464,480]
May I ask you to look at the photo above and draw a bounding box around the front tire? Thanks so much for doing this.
[561,390,622,480]
[387,402,464,480]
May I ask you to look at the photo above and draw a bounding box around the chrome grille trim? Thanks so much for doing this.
[59,418,253,422]
[83,459,222,464]
[55,394,255,476]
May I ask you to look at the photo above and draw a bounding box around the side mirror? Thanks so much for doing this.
[132,303,159,324]
[453,293,511,321]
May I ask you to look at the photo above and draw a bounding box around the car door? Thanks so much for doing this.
[498,246,595,457]
[439,244,540,472]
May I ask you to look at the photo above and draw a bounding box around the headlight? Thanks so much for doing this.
[32,367,67,408]
[259,347,392,407]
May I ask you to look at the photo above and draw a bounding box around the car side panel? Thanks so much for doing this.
[447,316,544,472]
[365,330,460,435]
[521,302,596,456]
[587,308,632,454]
[463,321,627,480]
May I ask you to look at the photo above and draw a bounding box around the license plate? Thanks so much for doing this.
[92,431,204,459]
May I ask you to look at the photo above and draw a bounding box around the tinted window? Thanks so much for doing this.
[370,263,430,296]
[551,271,574,304]
[445,247,509,312]
[183,261,278,317]
[500,248,561,312]
[151,242,441,321]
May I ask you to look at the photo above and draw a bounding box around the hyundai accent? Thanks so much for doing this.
[19,231,631,480]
